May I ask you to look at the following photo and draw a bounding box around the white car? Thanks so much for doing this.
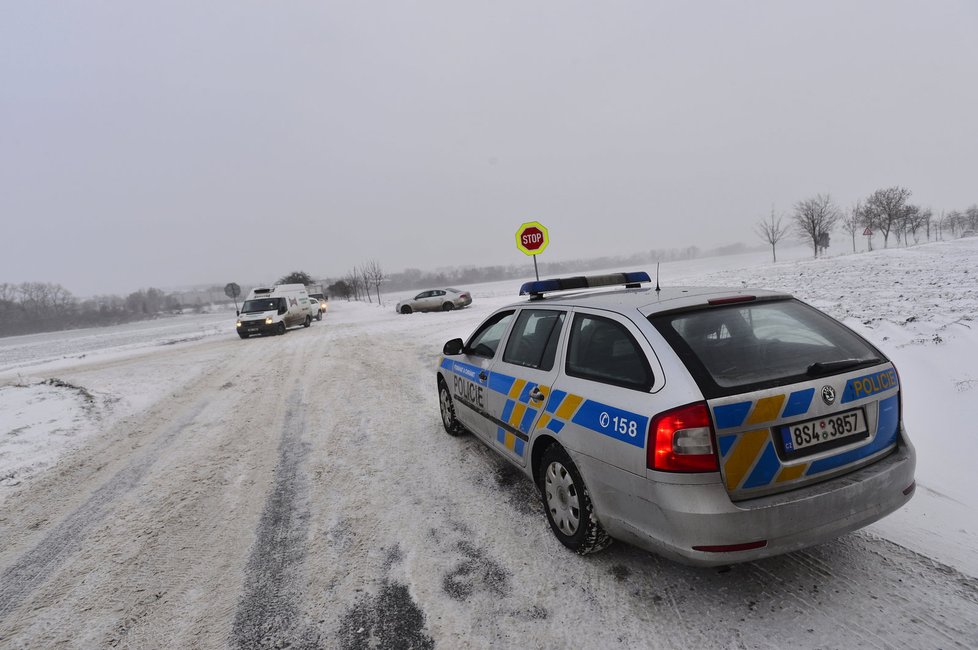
[436,271,915,565]
[309,293,327,319]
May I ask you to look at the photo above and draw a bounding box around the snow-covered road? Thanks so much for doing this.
[1,240,976,649]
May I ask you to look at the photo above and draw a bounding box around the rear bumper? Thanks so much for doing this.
[580,432,916,566]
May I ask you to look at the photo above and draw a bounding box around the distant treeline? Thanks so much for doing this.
[378,242,755,293]
[0,283,219,338]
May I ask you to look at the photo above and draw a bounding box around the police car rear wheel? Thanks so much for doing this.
[442,302,454,312]
[438,380,465,436]
[541,445,611,555]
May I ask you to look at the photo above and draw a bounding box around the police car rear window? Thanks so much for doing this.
[566,314,652,391]
[650,299,881,397]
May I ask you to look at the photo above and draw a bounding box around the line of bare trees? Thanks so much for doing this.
[328,260,387,305]
[756,187,977,261]
[0,282,186,337]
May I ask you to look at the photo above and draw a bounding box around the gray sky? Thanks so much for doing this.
[2,1,976,296]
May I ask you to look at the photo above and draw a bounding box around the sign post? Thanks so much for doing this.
[224,282,242,313]
[863,227,873,252]
[515,221,550,281]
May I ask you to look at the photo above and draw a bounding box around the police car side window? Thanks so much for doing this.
[502,310,566,371]
[466,311,515,358]
[566,314,653,391]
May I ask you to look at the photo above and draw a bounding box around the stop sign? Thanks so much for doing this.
[515,221,549,256]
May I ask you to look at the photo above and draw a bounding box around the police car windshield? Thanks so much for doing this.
[242,298,283,313]
[651,299,881,397]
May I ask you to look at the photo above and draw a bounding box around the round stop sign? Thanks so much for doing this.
[515,221,549,256]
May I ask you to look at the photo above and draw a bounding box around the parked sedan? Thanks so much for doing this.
[397,288,472,314]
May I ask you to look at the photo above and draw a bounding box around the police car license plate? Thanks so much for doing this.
[781,408,867,453]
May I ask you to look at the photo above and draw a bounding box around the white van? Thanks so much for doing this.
[236,284,315,338]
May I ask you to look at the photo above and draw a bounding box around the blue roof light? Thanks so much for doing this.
[519,271,651,298]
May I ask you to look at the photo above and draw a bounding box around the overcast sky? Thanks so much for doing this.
[2,1,976,296]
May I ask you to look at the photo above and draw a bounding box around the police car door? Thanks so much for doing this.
[449,310,516,441]
[486,308,567,467]
[548,308,665,476]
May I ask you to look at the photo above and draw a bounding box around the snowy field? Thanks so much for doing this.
[0,239,976,648]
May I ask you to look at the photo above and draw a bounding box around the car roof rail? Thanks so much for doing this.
[519,271,651,300]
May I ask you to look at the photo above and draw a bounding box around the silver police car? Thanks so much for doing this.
[436,272,915,565]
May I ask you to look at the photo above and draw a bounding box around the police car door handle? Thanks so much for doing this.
[479,371,488,382]
[529,387,545,402]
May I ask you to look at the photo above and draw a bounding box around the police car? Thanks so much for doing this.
[435,272,916,565]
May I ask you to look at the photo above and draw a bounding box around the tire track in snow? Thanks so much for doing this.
[782,534,977,647]
[0,399,209,623]
[229,385,317,649]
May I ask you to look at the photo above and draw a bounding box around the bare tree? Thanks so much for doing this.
[902,205,929,245]
[862,186,911,248]
[841,201,863,253]
[328,280,352,301]
[793,194,841,258]
[967,204,978,231]
[754,207,789,262]
[934,211,947,240]
[344,269,362,301]
[362,259,387,305]
[358,265,372,303]
[0,283,16,303]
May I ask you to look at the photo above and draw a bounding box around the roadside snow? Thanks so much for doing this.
[0,312,235,502]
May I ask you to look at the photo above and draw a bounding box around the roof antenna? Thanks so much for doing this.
[655,261,661,292]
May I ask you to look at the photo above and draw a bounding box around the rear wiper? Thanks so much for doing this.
[807,358,880,375]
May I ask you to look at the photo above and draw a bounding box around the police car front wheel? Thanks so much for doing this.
[438,380,465,436]
[540,445,611,555]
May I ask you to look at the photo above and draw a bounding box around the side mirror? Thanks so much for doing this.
[443,338,464,356]
[236,310,240,316]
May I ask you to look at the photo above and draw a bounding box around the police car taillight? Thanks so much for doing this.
[648,402,720,473]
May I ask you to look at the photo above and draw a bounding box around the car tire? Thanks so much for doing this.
[401,306,413,315]
[316,312,323,321]
[540,445,612,555]
[438,379,465,437]
[276,322,287,335]
[442,302,455,312]
[304,315,311,328]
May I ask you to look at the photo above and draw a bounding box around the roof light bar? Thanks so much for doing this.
[519,272,651,298]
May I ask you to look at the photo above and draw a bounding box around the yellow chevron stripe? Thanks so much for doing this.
[724,429,769,490]
[554,394,583,420]
[505,431,516,451]
[536,413,552,432]
[776,463,808,483]
[746,394,786,425]
[509,379,527,400]
[510,402,527,429]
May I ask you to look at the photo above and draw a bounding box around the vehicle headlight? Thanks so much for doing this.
[236,321,242,328]
[265,317,273,325]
